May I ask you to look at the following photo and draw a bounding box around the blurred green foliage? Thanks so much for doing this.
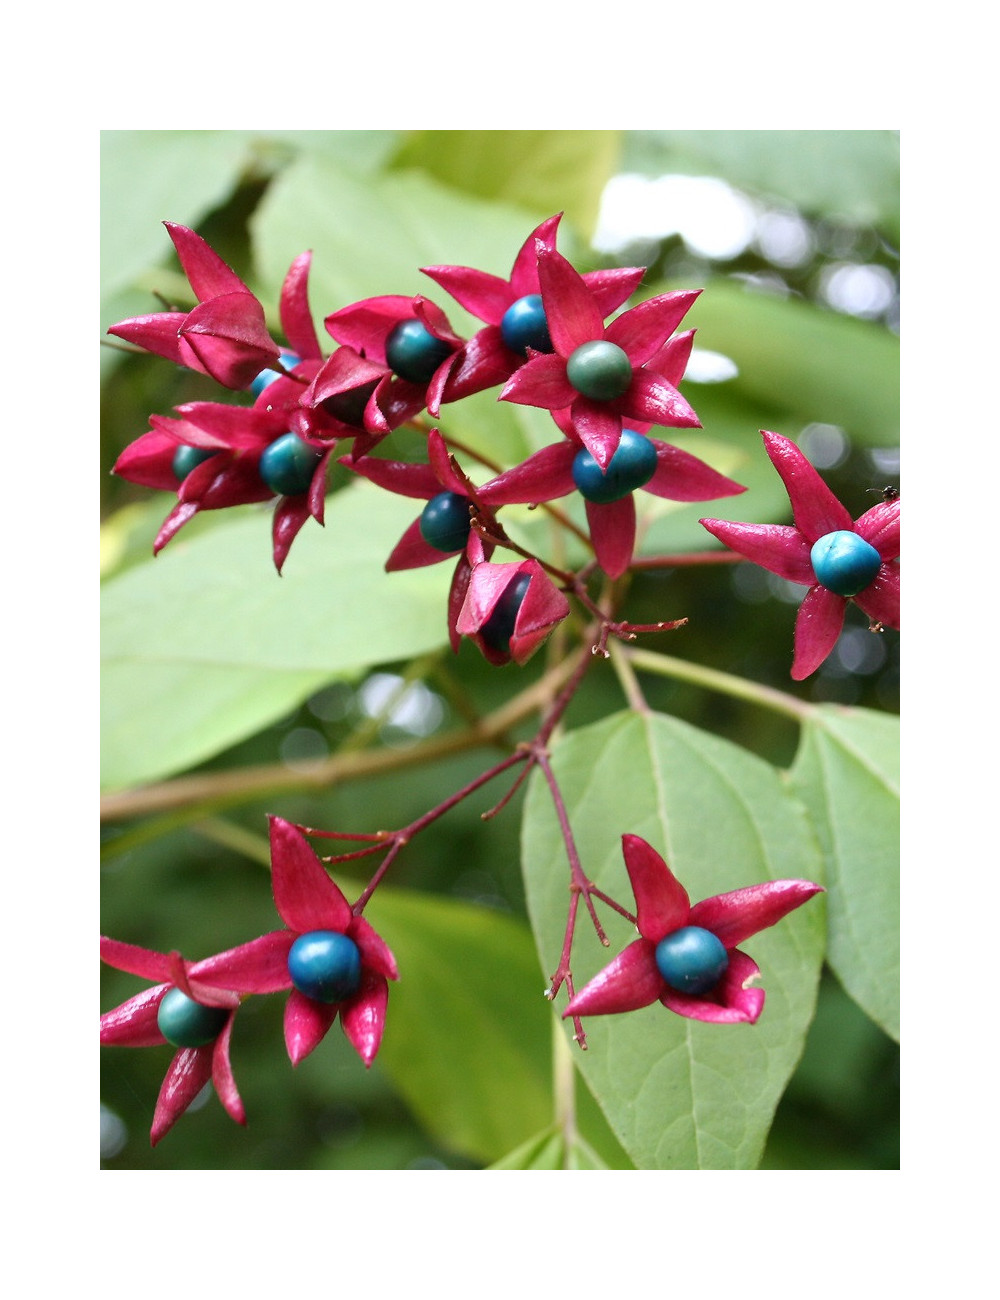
[101,130,898,1170]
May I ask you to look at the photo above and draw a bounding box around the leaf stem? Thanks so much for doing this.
[625,647,815,722]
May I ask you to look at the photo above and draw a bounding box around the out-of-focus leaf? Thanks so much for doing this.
[788,706,899,1041]
[388,130,624,241]
[623,130,899,238]
[370,888,553,1165]
[488,1125,610,1169]
[250,153,557,339]
[677,280,899,448]
[522,709,825,1169]
[101,479,452,791]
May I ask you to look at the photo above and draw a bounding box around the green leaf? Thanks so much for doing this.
[623,130,899,238]
[488,1125,611,1170]
[100,480,451,791]
[680,279,899,448]
[788,706,899,1041]
[369,889,553,1165]
[388,130,624,242]
[250,153,555,339]
[522,710,825,1169]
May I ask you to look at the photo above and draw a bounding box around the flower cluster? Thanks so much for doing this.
[109,212,745,653]
[101,818,397,1145]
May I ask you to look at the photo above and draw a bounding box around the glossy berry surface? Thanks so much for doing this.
[419,491,471,553]
[655,926,729,996]
[250,350,301,398]
[287,930,362,1004]
[321,379,379,428]
[572,428,658,503]
[479,573,532,656]
[500,294,552,356]
[258,433,323,497]
[385,319,453,384]
[810,530,881,597]
[566,340,633,401]
[156,988,229,1048]
[172,444,217,483]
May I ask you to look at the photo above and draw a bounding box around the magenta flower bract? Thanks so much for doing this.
[107,223,281,389]
[266,817,399,1067]
[100,934,292,1145]
[341,429,495,652]
[323,293,467,453]
[700,430,901,679]
[420,212,645,402]
[564,835,823,1026]
[481,330,744,578]
[456,554,571,666]
[499,243,702,471]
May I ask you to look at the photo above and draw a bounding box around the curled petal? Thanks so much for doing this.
[563,939,663,1017]
[385,517,451,571]
[279,250,322,361]
[509,213,562,296]
[100,985,168,1047]
[761,431,853,542]
[448,552,476,653]
[792,584,847,679]
[324,295,415,362]
[341,972,389,1066]
[193,931,296,994]
[621,835,690,943]
[150,1046,213,1146]
[659,949,765,1024]
[645,329,696,389]
[211,1017,246,1126]
[165,222,250,300]
[154,501,200,553]
[273,493,313,575]
[500,352,576,410]
[586,495,636,579]
[420,263,513,325]
[113,430,192,492]
[854,561,900,630]
[349,915,399,982]
[427,428,470,496]
[509,570,571,665]
[441,325,521,402]
[582,265,647,317]
[604,290,700,366]
[689,880,824,950]
[478,442,577,506]
[622,369,701,430]
[536,244,604,352]
[268,817,352,934]
[283,988,338,1065]
[100,937,174,983]
[855,498,900,560]
[180,293,280,389]
[700,518,814,585]
[645,442,746,503]
[569,398,623,470]
[343,452,441,501]
[107,312,186,366]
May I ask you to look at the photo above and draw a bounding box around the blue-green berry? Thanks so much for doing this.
[321,379,379,428]
[419,491,471,553]
[385,319,453,384]
[572,428,658,503]
[809,530,881,597]
[479,572,532,656]
[566,340,633,401]
[654,926,729,996]
[258,433,323,497]
[250,350,301,398]
[172,444,217,483]
[287,931,362,1004]
[156,988,229,1048]
[500,294,552,356]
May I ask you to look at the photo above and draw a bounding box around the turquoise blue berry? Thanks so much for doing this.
[250,350,301,398]
[419,491,471,553]
[500,294,552,356]
[572,428,658,503]
[566,340,632,401]
[156,988,229,1048]
[385,319,453,384]
[258,433,323,497]
[479,572,532,656]
[810,530,881,597]
[655,926,729,996]
[287,931,362,1004]
[172,445,217,483]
